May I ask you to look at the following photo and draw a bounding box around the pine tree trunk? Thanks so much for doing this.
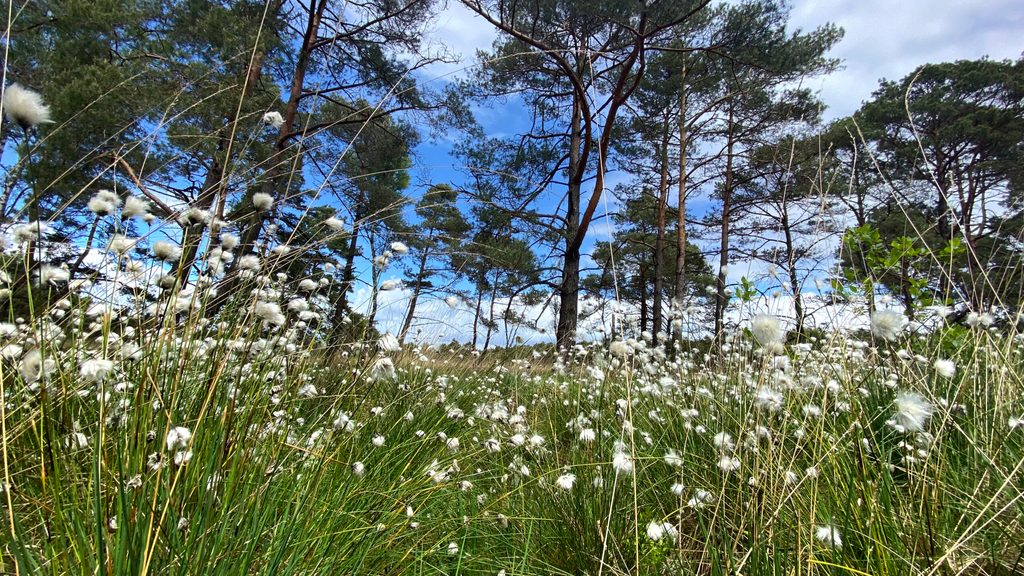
[556,99,583,352]
[332,209,362,328]
[653,118,671,344]
[715,108,736,353]
[483,276,499,351]
[209,0,323,315]
[174,154,223,280]
[781,207,804,336]
[674,65,690,335]
[367,235,381,329]
[639,264,648,335]
[399,246,431,343]
[472,287,483,349]
[178,40,270,281]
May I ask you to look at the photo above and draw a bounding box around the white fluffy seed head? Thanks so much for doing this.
[933,358,956,379]
[165,426,192,451]
[870,309,907,341]
[108,234,136,256]
[892,391,933,433]
[750,314,784,347]
[263,111,284,128]
[152,241,181,262]
[253,301,285,326]
[814,524,842,549]
[252,193,274,212]
[555,473,576,490]
[3,83,52,129]
[378,333,401,352]
[121,196,151,220]
[324,216,346,232]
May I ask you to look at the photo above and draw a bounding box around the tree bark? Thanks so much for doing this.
[556,98,583,352]
[653,117,671,344]
[176,38,270,281]
[367,235,381,329]
[674,64,690,326]
[472,287,483,348]
[483,274,499,351]
[639,264,648,335]
[715,108,736,353]
[780,206,804,336]
[332,205,363,328]
[208,0,324,315]
[399,244,432,343]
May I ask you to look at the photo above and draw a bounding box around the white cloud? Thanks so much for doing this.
[420,3,499,81]
[790,0,1024,119]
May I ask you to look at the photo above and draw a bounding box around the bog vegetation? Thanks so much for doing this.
[1,0,1022,574]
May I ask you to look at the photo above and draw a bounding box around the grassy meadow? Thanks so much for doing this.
[2,295,1023,575]
[1,4,1022,574]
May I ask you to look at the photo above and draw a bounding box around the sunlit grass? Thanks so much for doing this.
[2,294,1023,575]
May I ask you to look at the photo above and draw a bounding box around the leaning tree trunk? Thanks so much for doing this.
[652,117,671,344]
[399,244,432,343]
[483,274,499,351]
[472,286,484,349]
[333,202,364,326]
[555,98,584,353]
[174,153,223,280]
[366,235,381,331]
[176,41,270,282]
[780,205,805,337]
[714,108,736,354]
[207,0,324,316]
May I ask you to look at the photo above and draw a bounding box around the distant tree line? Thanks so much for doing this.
[2,0,1021,351]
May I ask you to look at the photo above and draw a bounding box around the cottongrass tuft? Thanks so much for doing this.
[253,301,286,326]
[890,391,933,433]
[754,387,784,412]
[554,473,576,491]
[152,241,182,262]
[166,426,192,451]
[814,524,842,549]
[609,340,630,358]
[262,111,284,128]
[122,195,152,220]
[368,357,396,381]
[21,349,53,383]
[717,455,741,473]
[80,358,114,382]
[612,449,634,475]
[87,190,121,216]
[36,264,70,286]
[3,83,52,129]
[107,234,137,256]
[252,192,274,212]
[324,216,346,232]
[645,521,677,542]
[749,313,784,349]
[870,309,907,341]
[13,221,52,244]
[933,358,956,379]
[379,333,401,352]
